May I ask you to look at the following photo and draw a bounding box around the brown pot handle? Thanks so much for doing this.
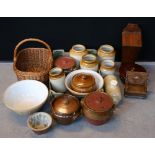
[13,38,52,63]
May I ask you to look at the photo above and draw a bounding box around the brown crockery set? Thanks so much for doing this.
[3,23,148,134]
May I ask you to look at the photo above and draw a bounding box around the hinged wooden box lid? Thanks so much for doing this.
[124,71,148,98]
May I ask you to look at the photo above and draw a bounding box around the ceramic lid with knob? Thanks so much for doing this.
[52,94,80,115]
[54,56,76,70]
[83,91,114,112]
[70,73,96,93]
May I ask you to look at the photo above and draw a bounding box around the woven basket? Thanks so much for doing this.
[13,38,53,84]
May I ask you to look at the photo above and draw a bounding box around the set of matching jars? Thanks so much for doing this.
[69,44,116,76]
[48,44,118,126]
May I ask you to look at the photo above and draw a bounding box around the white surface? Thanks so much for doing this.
[3,80,48,115]
[0,62,155,137]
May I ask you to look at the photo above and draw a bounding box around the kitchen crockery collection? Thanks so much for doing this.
[2,23,149,134]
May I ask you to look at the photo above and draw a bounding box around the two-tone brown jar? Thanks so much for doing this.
[97,44,115,62]
[54,56,76,74]
[81,91,115,125]
[69,44,88,66]
[51,94,81,125]
[80,54,99,72]
[70,73,96,93]
[49,67,66,93]
[100,60,115,77]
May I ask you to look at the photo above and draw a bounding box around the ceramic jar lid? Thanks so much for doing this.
[54,56,76,70]
[52,94,80,115]
[71,73,96,93]
[83,91,114,112]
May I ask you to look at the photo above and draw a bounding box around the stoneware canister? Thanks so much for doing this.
[54,56,76,74]
[49,67,66,93]
[80,54,99,72]
[70,73,96,93]
[97,44,115,62]
[51,94,81,125]
[100,60,115,77]
[104,75,122,105]
[81,91,115,125]
[69,44,88,67]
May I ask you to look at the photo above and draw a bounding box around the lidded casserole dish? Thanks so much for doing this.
[70,73,96,93]
[82,91,115,125]
[51,94,81,125]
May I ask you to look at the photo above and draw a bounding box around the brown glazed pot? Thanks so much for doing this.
[70,73,96,93]
[51,94,81,125]
[54,56,76,74]
[81,91,115,125]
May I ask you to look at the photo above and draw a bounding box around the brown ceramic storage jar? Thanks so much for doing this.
[80,54,99,72]
[69,44,88,66]
[97,44,115,62]
[70,73,96,93]
[54,56,76,74]
[82,91,115,125]
[51,94,81,125]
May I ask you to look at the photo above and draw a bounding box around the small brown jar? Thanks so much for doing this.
[80,54,99,72]
[51,94,81,125]
[49,67,66,93]
[70,73,96,93]
[54,56,76,74]
[69,44,88,66]
[97,44,115,62]
[100,60,116,77]
[82,91,115,125]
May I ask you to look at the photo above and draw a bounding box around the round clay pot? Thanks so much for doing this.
[51,94,81,125]
[81,91,115,125]
[54,56,76,74]
[70,73,96,93]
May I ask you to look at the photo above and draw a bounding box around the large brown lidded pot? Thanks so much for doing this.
[51,94,81,125]
[82,91,115,125]
[70,73,96,93]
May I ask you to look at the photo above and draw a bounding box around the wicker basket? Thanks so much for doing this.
[13,38,53,84]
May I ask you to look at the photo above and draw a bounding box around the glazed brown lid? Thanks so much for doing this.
[71,73,96,92]
[52,94,80,114]
[54,56,76,70]
[84,91,113,112]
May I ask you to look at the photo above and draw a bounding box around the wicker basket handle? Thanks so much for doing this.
[14,38,52,62]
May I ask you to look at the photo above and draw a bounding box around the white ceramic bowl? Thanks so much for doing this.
[3,80,48,115]
[27,112,52,134]
[65,69,104,97]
